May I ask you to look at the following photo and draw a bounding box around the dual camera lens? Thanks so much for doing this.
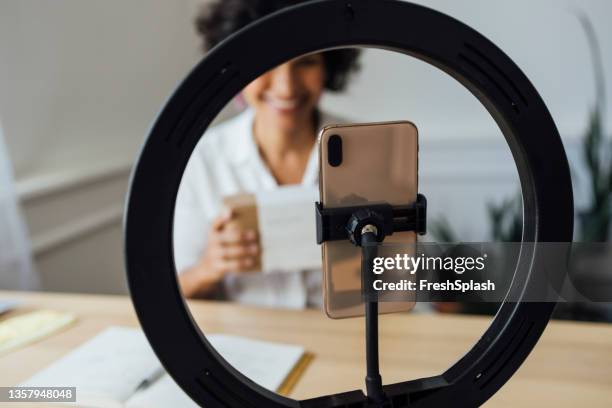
[327,134,342,167]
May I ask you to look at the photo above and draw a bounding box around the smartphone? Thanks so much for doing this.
[319,121,419,319]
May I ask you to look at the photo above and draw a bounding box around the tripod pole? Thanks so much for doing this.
[361,226,386,404]
[316,197,427,405]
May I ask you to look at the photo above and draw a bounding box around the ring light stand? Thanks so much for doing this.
[125,1,573,407]
[316,193,428,404]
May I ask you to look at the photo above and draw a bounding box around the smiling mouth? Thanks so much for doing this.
[264,96,305,113]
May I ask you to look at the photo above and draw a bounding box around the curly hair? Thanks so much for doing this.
[195,0,361,92]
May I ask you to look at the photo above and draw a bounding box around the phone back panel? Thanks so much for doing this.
[319,121,418,318]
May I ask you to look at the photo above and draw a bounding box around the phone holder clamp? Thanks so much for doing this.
[315,194,427,246]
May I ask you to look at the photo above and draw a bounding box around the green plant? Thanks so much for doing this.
[430,14,610,244]
[428,195,522,243]
[486,193,522,242]
[577,13,611,242]
[428,215,459,243]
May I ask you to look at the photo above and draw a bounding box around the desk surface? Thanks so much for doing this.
[0,291,611,407]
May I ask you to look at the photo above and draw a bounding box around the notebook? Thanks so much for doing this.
[21,326,310,407]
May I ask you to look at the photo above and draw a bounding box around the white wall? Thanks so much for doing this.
[324,0,612,138]
[0,0,202,294]
[0,0,201,179]
[320,0,612,240]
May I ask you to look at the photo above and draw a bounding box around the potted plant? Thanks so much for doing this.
[430,14,611,321]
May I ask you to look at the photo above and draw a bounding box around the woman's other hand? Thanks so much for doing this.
[203,208,260,276]
[179,209,259,298]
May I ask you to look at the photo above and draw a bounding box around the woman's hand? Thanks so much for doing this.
[179,209,260,298]
[202,208,260,277]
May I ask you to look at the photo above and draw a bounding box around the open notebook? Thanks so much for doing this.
[21,326,309,407]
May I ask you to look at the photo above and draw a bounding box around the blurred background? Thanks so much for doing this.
[1,0,611,319]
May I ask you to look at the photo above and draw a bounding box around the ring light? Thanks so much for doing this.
[125,0,573,406]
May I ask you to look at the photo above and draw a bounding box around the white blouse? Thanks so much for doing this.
[173,109,343,309]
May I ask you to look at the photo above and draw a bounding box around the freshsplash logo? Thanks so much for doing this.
[372,253,488,275]
[370,251,495,295]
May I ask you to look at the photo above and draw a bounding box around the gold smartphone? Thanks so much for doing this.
[319,121,419,319]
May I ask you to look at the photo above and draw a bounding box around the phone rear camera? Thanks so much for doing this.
[328,135,343,167]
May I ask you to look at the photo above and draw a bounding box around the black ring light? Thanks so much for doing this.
[125,0,573,406]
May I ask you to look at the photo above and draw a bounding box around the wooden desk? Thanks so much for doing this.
[1,291,611,407]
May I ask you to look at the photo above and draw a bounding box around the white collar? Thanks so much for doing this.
[222,108,342,169]
[224,108,257,166]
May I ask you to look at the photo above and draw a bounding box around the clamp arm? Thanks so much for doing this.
[315,193,427,246]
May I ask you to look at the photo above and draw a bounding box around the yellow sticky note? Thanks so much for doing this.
[0,310,76,355]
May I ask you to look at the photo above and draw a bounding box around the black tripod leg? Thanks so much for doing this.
[365,300,385,403]
[361,229,386,404]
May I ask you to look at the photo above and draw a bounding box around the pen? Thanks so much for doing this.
[135,366,165,392]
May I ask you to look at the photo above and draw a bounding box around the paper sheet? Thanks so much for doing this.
[0,310,75,355]
[21,326,162,405]
[208,334,304,391]
[21,326,306,407]
[125,375,196,408]
[256,185,321,272]
[126,335,305,407]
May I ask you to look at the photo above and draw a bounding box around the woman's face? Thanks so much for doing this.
[242,53,325,133]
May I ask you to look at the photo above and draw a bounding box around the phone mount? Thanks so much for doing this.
[315,194,428,246]
[316,195,428,406]
[124,1,573,407]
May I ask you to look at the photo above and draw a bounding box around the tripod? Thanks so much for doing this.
[316,195,427,406]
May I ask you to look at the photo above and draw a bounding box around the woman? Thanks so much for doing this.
[174,0,360,308]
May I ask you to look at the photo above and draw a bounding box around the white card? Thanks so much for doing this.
[256,185,321,272]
